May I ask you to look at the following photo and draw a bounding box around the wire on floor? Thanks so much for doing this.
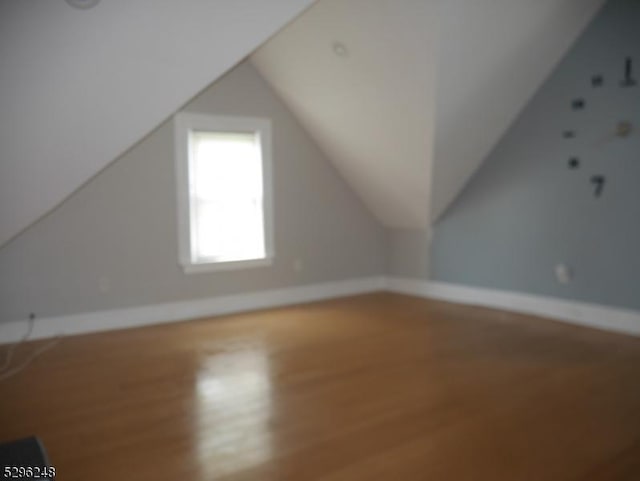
[0,319,62,382]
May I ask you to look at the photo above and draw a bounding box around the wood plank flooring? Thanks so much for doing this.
[1,293,640,481]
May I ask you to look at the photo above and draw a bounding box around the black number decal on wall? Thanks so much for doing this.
[620,57,636,87]
[590,175,606,197]
[571,98,585,110]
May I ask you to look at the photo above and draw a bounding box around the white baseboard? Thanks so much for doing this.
[386,277,640,337]
[2,275,638,344]
[0,276,386,344]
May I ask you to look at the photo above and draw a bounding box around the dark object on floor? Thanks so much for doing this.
[0,437,54,480]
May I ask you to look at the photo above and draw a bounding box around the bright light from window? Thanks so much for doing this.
[175,113,272,273]
[188,130,266,264]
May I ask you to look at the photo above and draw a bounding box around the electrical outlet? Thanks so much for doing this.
[555,263,572,284]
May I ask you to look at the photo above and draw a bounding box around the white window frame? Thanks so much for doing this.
[174,112,274,274]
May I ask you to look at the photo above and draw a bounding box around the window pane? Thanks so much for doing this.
[189,130,266,263]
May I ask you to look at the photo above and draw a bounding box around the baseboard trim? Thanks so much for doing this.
[386,277,640,337]
[2,276,638,344]
[0,276,386,344]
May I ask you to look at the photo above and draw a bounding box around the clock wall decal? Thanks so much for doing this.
[562,56,636,198]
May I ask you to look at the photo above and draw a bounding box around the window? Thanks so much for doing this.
[174,112,273,273]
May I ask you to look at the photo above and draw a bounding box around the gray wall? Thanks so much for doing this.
[0,61,388,323]
[431,0,640,311]
[388,228,430,278]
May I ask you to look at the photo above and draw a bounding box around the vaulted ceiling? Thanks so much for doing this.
[430,0,605,222]
[0,0,606,248]
[252,0,437,229]
[252,0,605,227]
[0,0,315,248]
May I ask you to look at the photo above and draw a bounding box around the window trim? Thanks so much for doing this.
[174,112,274,274]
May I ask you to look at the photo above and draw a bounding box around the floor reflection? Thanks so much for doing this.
[194,342,273,478]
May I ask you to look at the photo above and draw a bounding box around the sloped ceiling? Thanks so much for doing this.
[0,0,606,247]
[430,0,605,222]
[251,0,605,228]
[252,0,437,229]
[0,0,315,248]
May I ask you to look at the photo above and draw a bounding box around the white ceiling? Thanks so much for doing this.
[430,0,605,222]
[252,0,605,228]
[0,0,315,248]
[0,0,606,247]
[252,0,438,229]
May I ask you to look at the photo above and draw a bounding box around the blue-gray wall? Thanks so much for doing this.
[431,0,640,311]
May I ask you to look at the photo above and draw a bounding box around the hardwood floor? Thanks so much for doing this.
[1,293,640,481]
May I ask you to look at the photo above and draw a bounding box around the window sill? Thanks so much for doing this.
[181,257,273,274]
